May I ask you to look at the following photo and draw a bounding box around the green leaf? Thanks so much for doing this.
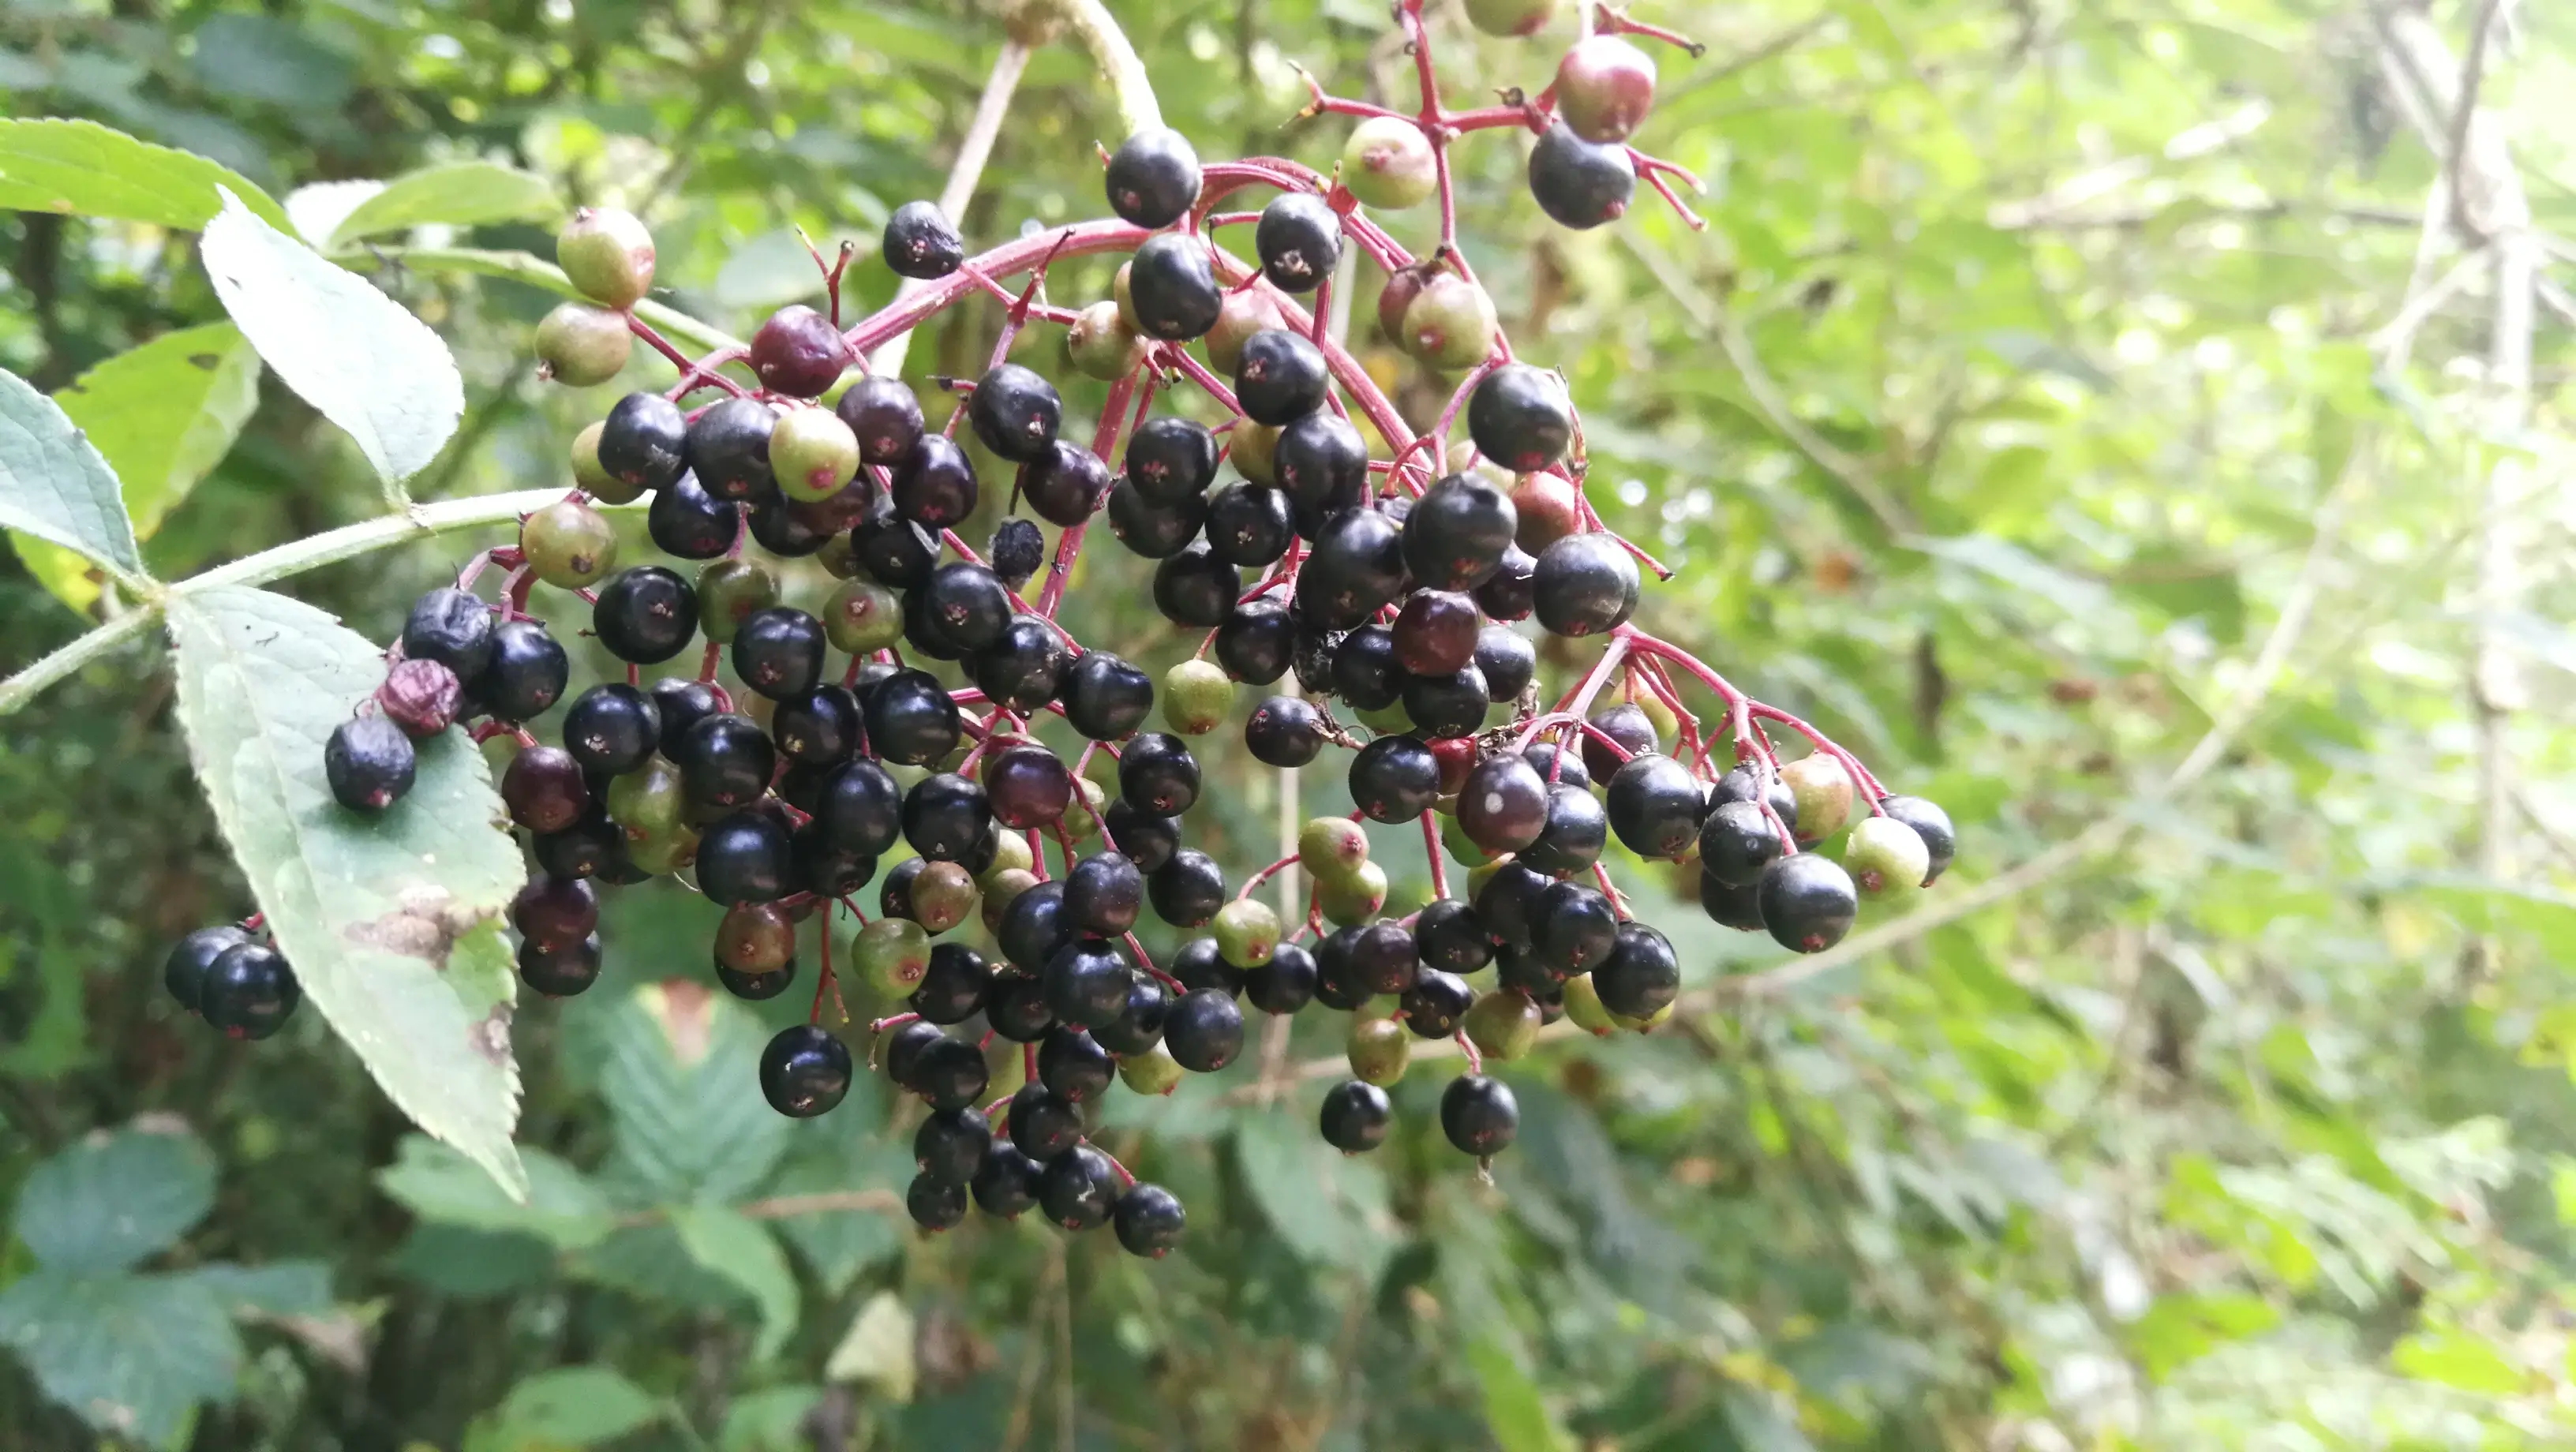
[597,982,791,1203]
[329,163,560,246]
[762,1145,907,1293]
[376,1135,615,1250]
[198,189,462,485]
[13,1123,214,1274]
[2123,1292,2280,1380]
[0,118,291,231]
[2393,1327,2527,1395]
[1232,1108,1396,1277]
[485,1365,662,1449]
[13,323,263,613]
[283,180,386,249]
[823,1291,914,1400]
[720,1386,824,1451]
[673,1205,800,1362]
[167,585,526,1200]
[185,15,355,112]
[1465,1335,1569,1452]
[0,366,145,586]
[0,1269,242,1449]
[182,1261,334,1317]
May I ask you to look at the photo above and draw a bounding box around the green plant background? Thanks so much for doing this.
[5,0,2576,1447]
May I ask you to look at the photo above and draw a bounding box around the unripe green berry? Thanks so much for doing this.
[1464,988,1541,1061]
[768,407,861,503]
[815,531,860,580]
[1061,777,1106,840]
[1204,289,1286,376]
[1440,814,1494,868]
[1628,687,1679,745]
[1318,859,1389,927]
[606,758,686,833]
[1356,699,1413,735]
[908,860,979,934]
[571,419,641,504]
[1560,973,1618,1038]
[1346,1015,1412,1086]
[853,916,932,995]
[695,559,780,645]
[1298,816,1371,882]
[822,578,904,654]
[1464,858,1510,901]
[979,866,1039,934]
[1844,814,1930,901]
[1119,1042,1185,1096]
[1113,261,1140,332]
[1162,659,1235,735]
[978,830,1035,889]
[1781,754,1855,845]
[1462,0,1558,36]
[557,206,657,309]
[1230,421,1282,487]
[536,302,632,387]
[1610,1000,1675,1034]
[625,822,698,876]
[1065,300,1144,382]
[1402,274,1498,371]
[1342,116,1439,211]
[520,499,619,589]
[1213,897,1282,968]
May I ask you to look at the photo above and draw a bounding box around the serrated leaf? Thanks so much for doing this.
[167,585,526,1199]
[597,981,791,1203]
[674,1205,800,1362]
[284,179,386,249]
[567,1222,760,1312]
[0,1268,242,1449]
[486,1365,662,1448]
[182,1261,334,1317]
[330,162,560,246]
[13,323,263,612]
[0,367,145,585]
[199,189,462,485]
[376,1135,614,1249]
[763,1145,907,1293]
[1465,1335,1569,1452]
[14,1124,214,1274]
[1232,1108,1396,1277]
[0,118,291,231]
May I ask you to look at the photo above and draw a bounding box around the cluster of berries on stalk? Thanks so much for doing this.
[167,1,1959,1261]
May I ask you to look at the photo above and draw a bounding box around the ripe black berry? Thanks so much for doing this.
[1473,544,1537,622]
[1163,988,1244,1072]
[1402,967,1475,1038]
[1064,852,1145,936]
[972,1141,1044,1218]
[1458,754,1548,854]
[201,941,301,1038]
[728,607,825,701]
[788,821,872,897]
[1583,704,1660,780]
[1103,799,1180,871]
[1009,1082,1087,1160]
[563,683,660,775]
[998,880,1073,973]
[1152,545,1241,628]
[474,619,568,722]
[1699,868,1765,931]
[1331,624,1402,709]
[987,743,1073,829]
[1118,733,1200,816]
[1234,328,1330,425]
[1091,972,1171,1055]
[759,1024,852,1117]
[1296,507,1406,630]
[677,713,775,811]
[1476,627,1537,703]
[882,199,965,279]
[1466,365,1574,473]
[1758,855,1859,954]
[685,397,779,501]
[771,686,861,766]
[1700,799,1784,887]
[402,587,494,682]
[325,717,415,812]
[1473,863,1548,949]
[817,759,904,857]
[502,745,589,833]
[750,305,851,398]
[165,926,248,1013]
[1413,899,1493,975]
[519,933,602,997]
[592,567,698,664]
[597,391,689,492]
[973,616,1071,714]
[1606,752,1705,859]
[1147,849,1226,928]
[1533,533,1641,638]
[1244,694,1327,767]
[1204,481,1295,567]
[921,563,1009,653]
[1215,601,1295,684]
[1044,937,1132,1028]
[1275,412,1369,521]
[1125,416,1221,504]
[901,773,991,863]
[1021,440,1114,528]
[1106,476,1208,559]
[1440,1074,1518,1155]
[1347,922,1418,994]
[1878,795,1957,885]
[915,1106,991,1181]
[1104,126,1203,229]
[747,494,833,557]
[1521,782,1609,874]
[1039,1027,1116,1102]
[1348,735,1440,823]
[1533,881,1618,973]
[1125,233,1222,340]
[1060,651,1154,741]
[1256,191,1342,293]
[852,504,939,589]
[967,362,1061,464]
[1039,1144,1120,1230]
[908,1173,970,1231]
[1403,664,1491,740]
[698,810,792,905]
[891,433,979,529]
[1114,1183,1187,1257]
[911,1033,991,1111]
[912,942,992,1026]
[1319,1080,1393,1153]
[864,669,962,766]
[1244,941,1319,1014]
[1593,921,1679,1018]
[1402,472,1518,591]
[1527,122,1636,230]
[837,376,926,466]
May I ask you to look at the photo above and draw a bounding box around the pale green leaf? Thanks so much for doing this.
[376,1135,615,1249]
[720,1386,825,1451]
[597,982,791,1203]
[0,118,291,231]
[13,1123,214,1274]
[1466,1335,1569,1452]
[674,1205,800,1362]
[0,367,144,583]
[0,1269,242,1449]
[199,189,463,485]
[822,1291,914,1401]
[167,585,526,1199]
[330,162,560,246]
[284,179,386,249]
[2392,1327,2528,1395]
[182,1261,334,1317]
[486,1365,662,1448]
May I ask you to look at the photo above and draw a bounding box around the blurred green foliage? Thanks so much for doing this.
[6,0,2576,1447]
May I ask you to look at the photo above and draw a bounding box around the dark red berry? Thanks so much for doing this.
[376,657,463,737]
[750,304,851,398]
[511,874,598,950]
[503,745,589,833]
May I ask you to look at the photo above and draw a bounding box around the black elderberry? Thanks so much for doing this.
[502,745,589,834]
[908,1173,970,1231]
[864,669,962,766]
[1758,855,1859,954]
[1039,1144,1121,1230]
[1495,941,1564,995]
[909,1032,991,1112]
[1064,852,1145,937]
[1606,751,1705,859]
[325,717,415,812]
[1523,739,1589,790]
[1527,121,1636,230]
[1256,191,1342,294]
[650,678,724,754]
[1105,477,1208,559]
[1473,544,1538,622]
[1533,881,1619,974]
[592,567,698,664]
[1125,416,1221,504]
[402,587,494,682]
[1402,967,1475,1038]
[1105,126,1203,228]
[1320,1080,1394,1153]
[747,493,834,558]
[1700,799,1784,888]
[885,1020,949,1093]
[1477,631,1538,707]
[901,773,990,864]
[1348,735,1440,823]
[1091,971,1171,1055]
[1148,849,1226,928]
[1296,507,1407,631]
[714,952,797,1002]
[998,880,1073,973]
[1244,940,1319,1014]
[1215,600,1296,684]
[837,376,927,466]
[1126,233,1222,341]
[1234,328,1330,425]
[1039,1026,1117,1103]
[1440,1074,1519,1155]
[1103,799,1181,872]
[1152,545,1241,629]
[1533,533,1641,638]
[972,1141,1045,1218]
[1275,411,1370,522]
[769,685,859,766]
[518,933,602,997]
[1583,703,1661,780]
[908,942,991,1026]
[1163,988,1245,1072]
[201,941,301,1038]
[1020,440,1114,528]
[478,619,568,721]
[1044,937,1132,1028]
[1392,589,1482,677]
[685,397,779,502]
[816,758,903,858]
[891,433,979,530]
[1457,754,1548,855]
[751,305,851,398]
[561,683,659,776]
[597,391,689,492]
[1348,922,1419,995]
[1244,694,1328,767]
[677,713,775,811]
[1402,473,1518,591]
[1403,665,1491,740]
[760,1024,852,1117]
[972,616,1071,715]
[1466,364,1574,473]
[788,822,874,898]
[1521,782,1609,875]
[988,518,1046,588]
[1009,1082,1088,1160]
[1473,862,1549,950]
[1330,624,1402,709]
[1698,868,1766,932]
[1414,899,1493,975]
[967,362,1061,464]
[1060,651,1155,741]
[1878,795,1958,885]
[698,811,792,905]
[851,504,940,590]
[882,199,965,279]
[1593,921,1679,1019]
[1112,1183,1186,1257]
[1118,733,1201,816]
[984,743,1073,831]
[165,926,247,1014]
[915,1106,992,1182]
[1311,935,1371,1012]
[923,563,1009,655]
[1204,481,1296,567]
[724,607,822,702]
[1170,935,1243,996]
